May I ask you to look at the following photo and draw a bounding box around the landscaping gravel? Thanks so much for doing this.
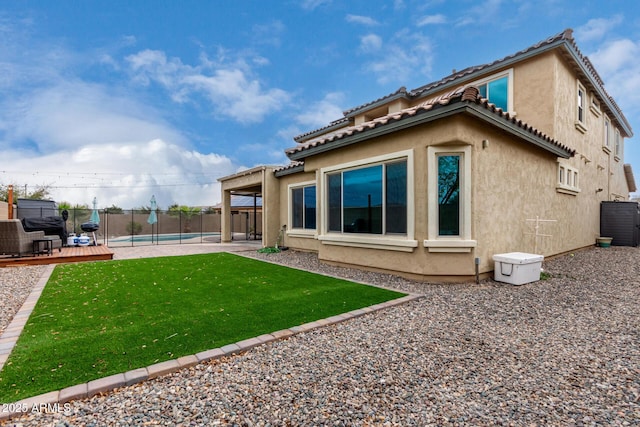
[1,246,639,426]
[0,265,46,335]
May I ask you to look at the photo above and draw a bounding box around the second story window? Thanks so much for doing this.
[603,115,611,152]
[615,129,622,160]
[575,81,587,133]
[472,69,513,113]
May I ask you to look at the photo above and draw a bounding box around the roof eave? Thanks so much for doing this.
[561,47,634,137]
[287,103,465,161]
[274,163,305,177]
[287,102,573,161]
[464,105,574,158]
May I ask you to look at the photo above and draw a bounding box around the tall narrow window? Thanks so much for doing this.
[604,116,611,150]
[615,129,622,158]
[425,145,475,252]
[437,155,460,236]
[328,173,342,232]
[577,83,586,124]
[291,185,316,230]
[292,188,304,228]
[386,160,407,234]
[304,186,316,229]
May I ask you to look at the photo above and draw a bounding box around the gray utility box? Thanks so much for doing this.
[600,201,640,247]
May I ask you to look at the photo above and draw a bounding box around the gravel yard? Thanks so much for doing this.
[1,246,639,426]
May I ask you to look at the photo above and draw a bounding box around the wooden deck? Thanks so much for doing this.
[0,244,114,268]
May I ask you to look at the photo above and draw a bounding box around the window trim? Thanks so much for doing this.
[318,149,417,252]
[603,115,611,154]
[424,145,476,253]
[614,129,622,161]
[575,81,588,133]
[287,180,317,238]
[590,92,602,117]
[556,162,580,196]
[470,68,515,114]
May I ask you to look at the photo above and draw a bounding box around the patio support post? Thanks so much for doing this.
[221,189,232,243]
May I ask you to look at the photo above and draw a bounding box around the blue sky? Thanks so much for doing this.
[1,0,639,208]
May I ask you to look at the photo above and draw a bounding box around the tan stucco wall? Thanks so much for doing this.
[278,110,627,281]
[272,49,631,281]
[219,167,280,247]
[262,170,281,247]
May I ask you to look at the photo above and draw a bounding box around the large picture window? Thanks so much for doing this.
[319,150,417,252]
[327,160,407,235]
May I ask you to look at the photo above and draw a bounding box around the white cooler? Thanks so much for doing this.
[493,252,544,285]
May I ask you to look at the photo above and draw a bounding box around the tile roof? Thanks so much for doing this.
[294,28,631,143]
[274,161,305,175]
[285,86,575,159]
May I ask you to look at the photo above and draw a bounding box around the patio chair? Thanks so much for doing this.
[0,219,62,257]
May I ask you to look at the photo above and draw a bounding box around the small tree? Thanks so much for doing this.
[0,183,52,202]
[126,221,143,235]
[168,204,202,232]
[105,205,124,214]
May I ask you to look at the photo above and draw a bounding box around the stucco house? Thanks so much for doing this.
[219,29,635,282]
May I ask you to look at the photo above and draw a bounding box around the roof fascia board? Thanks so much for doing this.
[274,164,305,177]
[288,102,572,161]
[413,41,565,99]
[287,103,466,161]
[561,47,633,137]
[416,39,632,138]
[344,92,410,119]
[294,118,349,143]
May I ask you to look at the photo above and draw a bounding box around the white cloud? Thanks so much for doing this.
[251,21,285,47]
[417,14,447,26]
[0,18,246,208]
[362,30,433,85]
[346,14,379,26]
[359,34,383,53]
[1,81,184,152]
[300,0,331,11]
[588,38,640,120]
[126,49,291,123]
[589,39,639,76]
[575,15,624,43]
[454,0,504,27]
[295,92,345,128]
[0,139,235,208]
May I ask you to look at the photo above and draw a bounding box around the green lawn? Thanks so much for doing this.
[0,253,405,402]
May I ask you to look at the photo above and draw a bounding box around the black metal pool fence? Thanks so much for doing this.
[56,209,262,247]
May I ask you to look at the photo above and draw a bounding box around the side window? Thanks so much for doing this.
[291,184,316,230]
[615,129,622,160]
[437,154,460,236]
[326,160,408,235]
[477,76,508,111]
[577,84,585,124]
[557,163,580,195]
[603,116,611,152]
[575,81,587,133]
[425,145,476,252]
